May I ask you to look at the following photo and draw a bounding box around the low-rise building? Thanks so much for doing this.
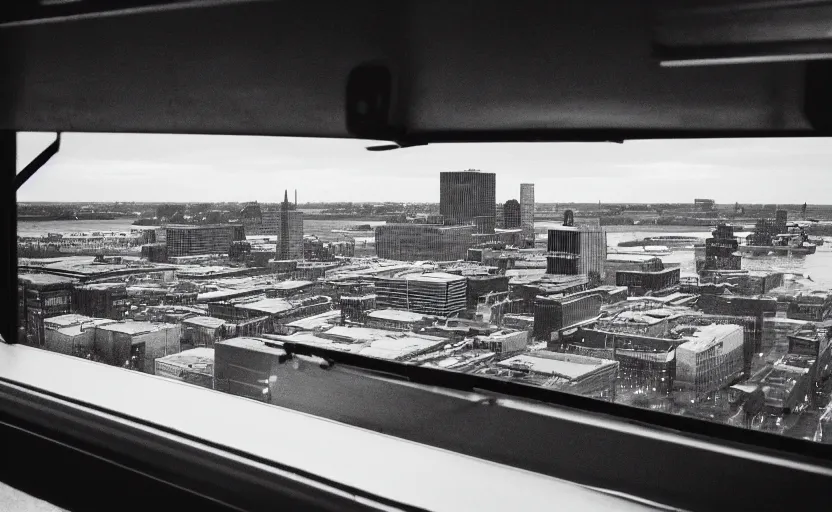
[283,310,341,333]
[365,309,437,331]
[478,351,619,401]
[533,293,602,343]
[474,330,528,354]
[155,347,215,389]
[616,267,680,297]
[73,282,129,320]
[43,314,115,356]
[264,280,317,298]
[340,294,377,322]
[93,321,181,374]
[509,273,589,313]
[596,310,669,337]
[375,272,467,317]
[181,315,228,348]
[603,254,663,286]
[271,326,448,361]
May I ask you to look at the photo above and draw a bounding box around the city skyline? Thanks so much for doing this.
[16,132,832,204]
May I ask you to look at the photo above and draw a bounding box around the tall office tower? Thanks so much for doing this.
[275,190,304,260]
[546,212,606,279]
[520,183,535,243]
[503,199,521,228]
[439,170,496,233]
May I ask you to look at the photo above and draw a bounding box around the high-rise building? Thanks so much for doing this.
[520,183,535,243]
[439,170,496,233]
[699,223,741,272]
[276,190,304,260]
[495,202,505,229]
[375,224,476,261]
[166,224,245,257]
[503,200,521,229]
[546,225,606,279]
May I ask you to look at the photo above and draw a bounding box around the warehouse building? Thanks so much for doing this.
[181,315,228,349]
[73,282,129,320]
[43,314,115,357]
[93,321,181,374]
[155,347,215,389]
[375,272,467,317]
[479,351,619,401]
[365,309,437,331]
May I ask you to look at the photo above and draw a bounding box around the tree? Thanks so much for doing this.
[802,202,808,218]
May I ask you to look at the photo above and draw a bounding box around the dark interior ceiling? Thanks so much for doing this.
[2,0,831,141]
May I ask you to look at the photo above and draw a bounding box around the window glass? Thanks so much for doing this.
[15,133,832,443]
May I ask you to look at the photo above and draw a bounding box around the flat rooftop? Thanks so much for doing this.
[43,314,99,327]
[606,254,661,263]
[156,347,215,371]
[18,273,78,286]
[498,351,615,380]
[215,337,286,355]
[271,280,314,290]
[76,282,126,291]
[403,272,467,283]
[358,336,447,360]
[611,311,667,325]
[678,323,744,352]
[96,321,179,335]
[366,309,436,323]
[182,316,226,329]
[165,224,242,229]
[236,297,293,315]
[284,310,341,330]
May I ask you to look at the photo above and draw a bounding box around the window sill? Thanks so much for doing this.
[0,343,653,511]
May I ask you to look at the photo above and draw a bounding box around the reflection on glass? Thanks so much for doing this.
[14,133,832,443]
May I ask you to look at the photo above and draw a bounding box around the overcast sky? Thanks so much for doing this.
[16,132,832,204]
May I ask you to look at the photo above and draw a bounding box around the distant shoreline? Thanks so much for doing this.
[19,214,133,222]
